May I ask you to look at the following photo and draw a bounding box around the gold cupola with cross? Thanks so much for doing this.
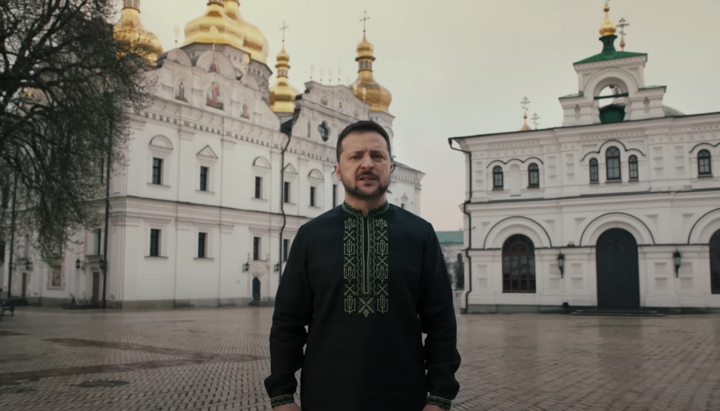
[269,23,299,113]
[113,0,163,65]
[183,0,269,65]
[350,12,392,114]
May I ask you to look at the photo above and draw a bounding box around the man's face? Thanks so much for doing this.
[334,131,393,201]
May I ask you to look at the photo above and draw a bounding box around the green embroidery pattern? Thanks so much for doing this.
[342,202,389,317]
[427,395,452,410]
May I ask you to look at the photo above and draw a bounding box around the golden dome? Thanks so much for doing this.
[269,44,299,113]
[520,113,531,131]
[599,3,617,37]
[113,0,163,65]
[350,34,392,114]
[223,0,270,65]
[183,0,269,65]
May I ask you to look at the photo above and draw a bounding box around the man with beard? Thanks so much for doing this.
[265,121,460,411]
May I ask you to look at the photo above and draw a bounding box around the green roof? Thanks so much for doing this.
[574,50,647,65]
[436,231,464,245]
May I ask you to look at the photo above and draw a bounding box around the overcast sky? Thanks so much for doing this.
[135,0,720,231]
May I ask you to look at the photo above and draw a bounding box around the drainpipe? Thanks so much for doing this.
[277,97,301,285]
[448,139,472,314]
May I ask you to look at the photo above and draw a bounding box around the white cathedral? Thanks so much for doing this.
[0,0,424,308]
[451,4,720,314]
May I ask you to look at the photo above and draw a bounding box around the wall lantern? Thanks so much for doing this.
[8,262,14,271]
[673,250,682,278]
[242,262,249,272]
[75,258,82,270]
[25,260,32,271]
[274,263,281,273]
[99,259,105,270]
[557,252,566,278]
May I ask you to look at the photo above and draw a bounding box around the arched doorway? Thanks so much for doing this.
[596,228,640,310]
[711,230,720,294]
[502,235,536,293]
[252,278,261,301]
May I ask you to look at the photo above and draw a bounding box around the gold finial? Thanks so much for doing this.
[319,68,324,83]
[173,26,181,49]
[209,25,218,50]
[520,97,532,131]
[617,18,629,51]
[360,10,370,35]
[599,0,617,37]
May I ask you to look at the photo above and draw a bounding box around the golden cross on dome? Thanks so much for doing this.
[360,11,370,34]
[280,21,289,43]
[618,18,630,51]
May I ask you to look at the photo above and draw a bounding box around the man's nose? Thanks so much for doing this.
[359,153,374,169]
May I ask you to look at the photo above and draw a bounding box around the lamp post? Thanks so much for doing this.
[673,250,682,278]
[557,252,565,278]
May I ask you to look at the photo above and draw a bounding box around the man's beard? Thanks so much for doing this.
[341,171,389,200]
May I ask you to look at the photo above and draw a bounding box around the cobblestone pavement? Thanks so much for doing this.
[0,307,719,411]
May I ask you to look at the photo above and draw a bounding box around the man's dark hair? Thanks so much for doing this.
[336,120,392,163]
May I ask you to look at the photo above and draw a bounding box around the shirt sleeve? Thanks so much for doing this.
[264,226,313,407]
[418,226,461,410]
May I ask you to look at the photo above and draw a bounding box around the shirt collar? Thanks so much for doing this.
[342,200,390,217]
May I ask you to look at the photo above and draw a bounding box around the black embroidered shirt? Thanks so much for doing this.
[265,202,461,410]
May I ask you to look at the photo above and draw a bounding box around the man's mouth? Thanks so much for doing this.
[358,175,377,182]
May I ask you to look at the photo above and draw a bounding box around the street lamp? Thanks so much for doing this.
[673,250,682,278]
[557,252,565,278]
[75,258,82,270]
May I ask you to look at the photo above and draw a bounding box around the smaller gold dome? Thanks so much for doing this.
[356,35,375,61]
[350,33,391,114]
[269,44,299,113]
[520,113,531,131]
[599,3,617,37]
[113,0,163,65]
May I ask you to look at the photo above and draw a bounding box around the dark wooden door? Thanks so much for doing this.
[21,273,27,298]
[596,228,640,310]
[252,278,260,301]
[92,272,100,304]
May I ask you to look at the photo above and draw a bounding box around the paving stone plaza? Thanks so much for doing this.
[0,306,719,411]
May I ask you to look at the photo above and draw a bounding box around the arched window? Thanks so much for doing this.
[528,163,539,188]
[711,230,720,294]
[698,150,712,176]
[590,158,599,183]
[502,235,536,293]
[493,166,504,189]
[629,155,639,180]
[606,147,621,181]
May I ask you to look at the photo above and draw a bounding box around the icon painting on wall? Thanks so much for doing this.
[175,81,187,102]
[241,103,250,119]
[206,82,224,110]
[209,58,218,73]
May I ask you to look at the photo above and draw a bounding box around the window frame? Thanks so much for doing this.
[254,176,262,199]
[698,150,712,176]
[711,230,720,294]
[198,232,207,259]
[628,155,639,180]
[606,147,621,181]
[493,166,504,189]
[149,229,161,257]
[310,186,316,207]
[253,237,261,261]
[528,163,540,188]
[199,166,209,191]
[152,158,163,185]
[590,158,599,183]
[283,181,291,203]
[502,234,537,293]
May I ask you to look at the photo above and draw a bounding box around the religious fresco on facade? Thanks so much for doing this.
[50,266,62,289]
[338,101,343,110]
[175,81,187,102]
[209,58,218,73]
[206,83,223,110]
[241,102,250,119]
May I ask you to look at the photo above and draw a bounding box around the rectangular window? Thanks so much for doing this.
[94,229,102,255]
[152,158,163,185]
[199,167,208,191]
[253,237,260,260]
[607,159,621,180]
[198,232,207,258]
[332,184,337,207]
[629,161,639,180]
[283,239,290,262]
[283,182,290,203]
[310,187,316,207]
[150,229,160,257]
[254,176,262,199]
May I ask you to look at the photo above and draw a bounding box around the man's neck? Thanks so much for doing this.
[344,195,387,217]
